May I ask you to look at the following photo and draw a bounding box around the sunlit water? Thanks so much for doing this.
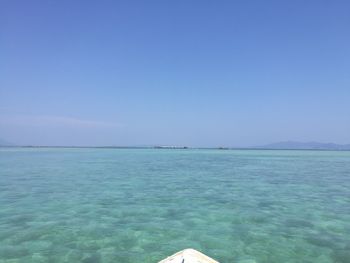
[0,148,349,263]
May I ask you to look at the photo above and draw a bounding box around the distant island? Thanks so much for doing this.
[154,146,188,149]
[255,141,350,150]
[1,139,350,150]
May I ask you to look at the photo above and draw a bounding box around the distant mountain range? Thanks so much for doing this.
[255,141,350,150]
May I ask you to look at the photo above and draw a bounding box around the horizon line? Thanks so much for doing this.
[1,145,350,152]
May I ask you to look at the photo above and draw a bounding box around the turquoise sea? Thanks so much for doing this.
[0,148,349,263]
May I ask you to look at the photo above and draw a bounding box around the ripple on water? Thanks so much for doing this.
[0,148,350,262]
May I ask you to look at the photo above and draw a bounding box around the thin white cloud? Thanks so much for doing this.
[0,114,124,128]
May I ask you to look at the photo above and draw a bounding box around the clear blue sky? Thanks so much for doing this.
[1,0,349,147]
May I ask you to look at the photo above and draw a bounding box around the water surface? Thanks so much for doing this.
[0,148,349,262]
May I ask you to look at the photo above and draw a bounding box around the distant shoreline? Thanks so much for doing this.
[1,145,350,151]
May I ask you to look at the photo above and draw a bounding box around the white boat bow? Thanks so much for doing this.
[158,248,219,263]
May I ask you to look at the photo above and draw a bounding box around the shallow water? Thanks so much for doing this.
[0,148,349,263]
